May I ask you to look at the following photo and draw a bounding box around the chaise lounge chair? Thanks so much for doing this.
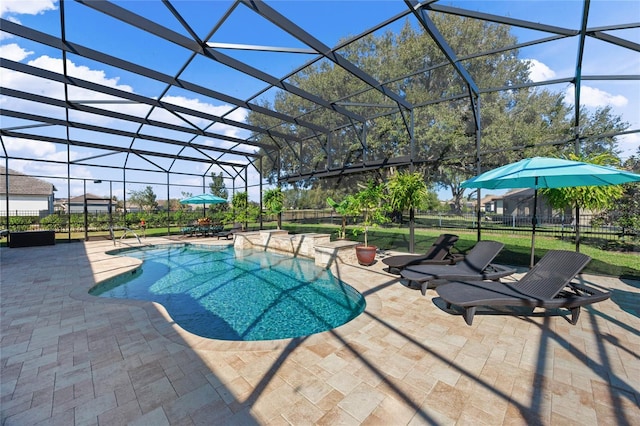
[215,223,242,240]
[435,250,611,326]
[400,240,515,295]
[181,221,198,237]
[382,233,462,273]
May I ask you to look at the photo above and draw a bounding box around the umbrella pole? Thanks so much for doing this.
[530,184,538,269]
[477,188,482,241]
[409,207,415,253]
[575,205,580,252]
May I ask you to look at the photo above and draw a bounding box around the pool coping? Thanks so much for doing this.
[70,237,384,352]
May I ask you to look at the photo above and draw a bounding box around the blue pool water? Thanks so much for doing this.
[89,244,365,341]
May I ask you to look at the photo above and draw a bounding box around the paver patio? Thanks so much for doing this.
[1,237,638,425]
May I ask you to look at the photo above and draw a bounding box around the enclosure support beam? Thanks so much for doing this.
[166,173,171,236]
[259,157,264,230]
[244,168,249,231]
[471,94,482,242]
[409,109,416,253]
[573,0,591,254]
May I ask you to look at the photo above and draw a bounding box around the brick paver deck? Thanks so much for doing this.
[1,237,638,425]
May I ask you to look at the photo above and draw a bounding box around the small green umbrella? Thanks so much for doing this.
[179,194,227,205]
[180,194,227,217]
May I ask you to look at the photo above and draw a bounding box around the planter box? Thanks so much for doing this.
[314,240,359,268]
[9,231,56,248]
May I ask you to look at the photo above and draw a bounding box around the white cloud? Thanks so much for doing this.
[1,54,149,125]
[526,60,631,117]
[28,55,134,93]
[162,95,230,117]
[157,96,248,136]
[0,43,33,61]
[1,41,254,197]
[2,50,251,143]
[563,84,636,159]
[1,18,21,40]
[617,133,640,160]
[0,0,57,17]
[3,138,93,195]
[224,107,248,125]
[565,85,628,108]
[1,54,136,102]
[526,59,556,82]
[3,137,57,157]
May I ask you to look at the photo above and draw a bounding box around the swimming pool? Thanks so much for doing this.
[89,244,365,341]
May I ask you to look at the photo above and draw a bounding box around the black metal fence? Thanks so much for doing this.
[279,210,638,240]
[0,210,203,235]
[1,209,636,241]
[413,212,637,239]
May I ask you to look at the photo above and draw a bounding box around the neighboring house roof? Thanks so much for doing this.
[503,188,534,199]
[66,194,112,204]
[0,166,54,196]
[480,194,502,204]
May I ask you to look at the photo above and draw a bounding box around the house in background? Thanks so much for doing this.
[0,166,55,216]
[501,188,556,219]
[60,194,114,214]
[480,194,504,214]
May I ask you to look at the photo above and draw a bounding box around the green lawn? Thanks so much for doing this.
[281,223,640,279]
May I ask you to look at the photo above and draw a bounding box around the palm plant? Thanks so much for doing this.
[226,192,258,231]
[263,187,285,229]
[541,152,625,252]
[387,171,429,253]
[327,195,354,239]
[351,180,389,247]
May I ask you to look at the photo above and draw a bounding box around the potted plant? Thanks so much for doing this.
[351,180,389,265]
[327,195,355,240]
[263,187,285,229]
[387,170,429,253]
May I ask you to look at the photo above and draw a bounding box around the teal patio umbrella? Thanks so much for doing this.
[180,194,227,216]
[462,157,640,267]
[179,194,227,205]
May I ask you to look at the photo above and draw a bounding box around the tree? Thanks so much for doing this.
[541,153,626,251]
[248,16,627,205]
[567,106,629,157]
[208,172,229,221]
[179,191,193,211]
[248,18,556,193]
[226,192,259,231]
[623,147,640,173]
[208,172,228,199]
[541,153,625,212]
[601,147,640,237]
[423,190,440,211]
[327,195,355,240]
[387,170,428,252]
[166,199,181,211]
[128,186,158,212]
[263,187,285,229]
[351,180,389,247]
[434,162,469,214]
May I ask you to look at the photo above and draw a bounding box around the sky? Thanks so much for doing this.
[1,0,638,202]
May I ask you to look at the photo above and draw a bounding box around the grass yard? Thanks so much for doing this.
[281,223,640,279]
